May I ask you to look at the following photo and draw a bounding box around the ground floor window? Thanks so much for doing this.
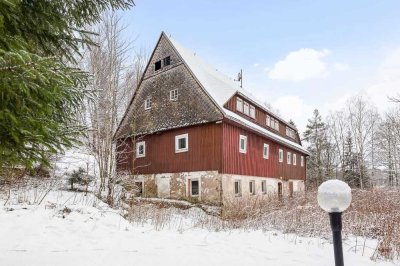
[190,179,199,196]
[134,181,143,196]
[234,180,242,196]
[249,180,255,195]
[261,180,266,194]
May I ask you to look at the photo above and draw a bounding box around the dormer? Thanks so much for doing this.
[224,93,300,144]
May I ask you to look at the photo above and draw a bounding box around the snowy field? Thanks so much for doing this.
[0,188,392,266]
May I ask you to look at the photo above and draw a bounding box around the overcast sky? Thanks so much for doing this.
[122,0,400,132]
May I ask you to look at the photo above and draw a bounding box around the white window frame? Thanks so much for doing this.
[175,133,189,153]
[301,156,304,167]
[266,115,271,127]
[263,143,269,159]
[169,89,178,101]
[239,135,247,153]
[293,153,297,165]
[261,180,267,194]
[189,178,200,197]
[243,102,250,115]
[234,180,242,196]
[275,120,280,131]
[287,152,291,164]
[136,141,146,158]
[249,180,255,195]
[144,97,152,110]
[236,97,243,112]
[249,105,256,118]
[279,149,283,163]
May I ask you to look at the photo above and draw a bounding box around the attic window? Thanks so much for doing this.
[249,105,256,119]
[163,56,171,66]
[145,97,152,110]
[155,60,162,71]
[170,89,178,101]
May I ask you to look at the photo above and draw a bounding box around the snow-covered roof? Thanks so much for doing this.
[167,35,297,130]
[167,34,308,154]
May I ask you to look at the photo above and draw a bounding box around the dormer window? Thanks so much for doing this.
[155,60,161,71]
[249,105,255,118]
[170,89,178,101]
[163,56,171,66]
[145,97,152,110]
[236,98,243,112]
[243,102,250,115]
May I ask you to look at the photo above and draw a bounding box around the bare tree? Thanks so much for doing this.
[82,11,147,205]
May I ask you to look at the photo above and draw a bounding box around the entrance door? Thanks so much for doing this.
[278,182,283,198]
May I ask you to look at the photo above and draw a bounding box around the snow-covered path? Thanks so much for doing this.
[0,190,390,266]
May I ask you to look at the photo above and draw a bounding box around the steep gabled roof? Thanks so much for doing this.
[166,34,308,155]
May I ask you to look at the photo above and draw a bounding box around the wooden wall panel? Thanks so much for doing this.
[222,122,306,180]
[117,122,223,175]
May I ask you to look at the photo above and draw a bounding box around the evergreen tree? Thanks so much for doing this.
[0,0,134,169]
[303,109,328,187]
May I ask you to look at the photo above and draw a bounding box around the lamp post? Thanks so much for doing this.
[317,180,352,266]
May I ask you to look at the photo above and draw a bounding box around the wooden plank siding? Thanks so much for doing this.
[117,122,223,175]
[224,94,301,144]
[222,121,306,180]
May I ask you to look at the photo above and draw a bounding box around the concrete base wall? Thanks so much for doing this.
[130,171,304,205]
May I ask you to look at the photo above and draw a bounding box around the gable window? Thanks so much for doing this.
[275,120,280,131]
[136,141,145,158]
[263,143,269,159]
[239,135,247,153]
[293,154,297,165]
[236,98,243,112]
[266,115,271,127]
[145,97,152,110]
[163,56,171,66]
[190,179,199,196]
[155,60,162,71]
[287,152,291,164]
[279,149,283,163]
[249,105,256,118]
[175,133,188,153]
[261,180,266,194]
[170,89,178,101]
[301,156,304,167]
[234,180,242,196]
[249,180,255,195]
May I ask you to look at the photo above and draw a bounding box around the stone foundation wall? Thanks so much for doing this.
[131,171,304,205]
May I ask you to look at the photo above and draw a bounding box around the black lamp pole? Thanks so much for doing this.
[329,212,344,266]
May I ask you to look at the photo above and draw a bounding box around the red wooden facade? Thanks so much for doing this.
[118,120,306,181]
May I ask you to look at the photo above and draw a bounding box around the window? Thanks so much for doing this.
[136,141,145,158]
[287,152,291,164]
[236,98,243,112]
[239,135,247,153]
[301,156,304,167]
[163,56,171,66]
[155,60,162,71]
[275,120,280,131]
[145,97,152,110]
[234,180,242,196]
[286,127,296,139]
[249,105,256,118]
[175,133,188,153]
[263,143,269,159]
[261,180,266,194]
[243,102,250,115]
[190,179,199,196]
[170,89,178,101]
[293,154,297,165]
[134,181,143,196]
[279,149,283,163]
[266,115,271,127]
[249,180,255,195]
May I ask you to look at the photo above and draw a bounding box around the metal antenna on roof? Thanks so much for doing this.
[234,69,243,88]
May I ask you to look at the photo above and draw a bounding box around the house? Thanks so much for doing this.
[114,32,309,205]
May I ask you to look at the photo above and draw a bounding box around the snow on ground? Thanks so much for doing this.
[0,189,392,266]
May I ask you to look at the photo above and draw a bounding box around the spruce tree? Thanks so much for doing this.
[0,0,134,169]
